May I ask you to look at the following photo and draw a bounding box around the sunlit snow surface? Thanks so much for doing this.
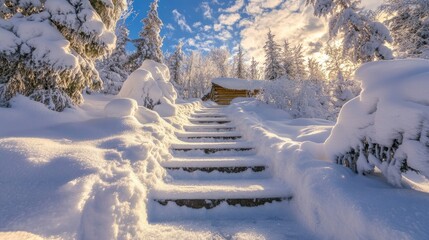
[1,66,429,239]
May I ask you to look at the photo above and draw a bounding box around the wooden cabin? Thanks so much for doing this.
[206,78,263,105]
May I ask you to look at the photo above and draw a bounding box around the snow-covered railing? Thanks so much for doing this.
[325,59,429,186]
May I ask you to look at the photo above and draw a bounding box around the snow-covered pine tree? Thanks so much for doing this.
[0,0,127,111]
[97,25,131,95]
[129,0,163,71]
[306,0,393,62]
[236,45,245,79]
[282,39,294,78]
[380,0,429,59]
[290,44,306,80]
[169,41,184,85]
[264,30,283,80]
[250,57,259,80]
[307,58,326,82]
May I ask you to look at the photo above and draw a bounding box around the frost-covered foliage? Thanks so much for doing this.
[380,0,429,59]
[282,39,294,78]
[306,0,393,62]
[0,0,127,111]
[264,30,283,80]
[118,59,177,117]
[258,77,332,119]
[129,0,163,71]
[290,44,307,80]
[208,47,231,78]
[325,59,429,186]
[96,25,131,95]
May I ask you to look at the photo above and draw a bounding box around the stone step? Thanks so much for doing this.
[188,117,231,124]
[191,113,227,118]
[184,124,236,132]
[171,142,254,153]
[151,179,292,209]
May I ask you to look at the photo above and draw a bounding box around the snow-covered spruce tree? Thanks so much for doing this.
[236,45,245,79]
[282,39,294,78]
[167,41,184,97]
[96,25,130,95]
[306,0,393,62]
[129,0,163,71]
[169,41,184,85]
[249,57,259,80]
[379,0,429,59]
[0,0,127,111]
[307,58,326,82]
[290,44,307,80]
[264,30,283,80]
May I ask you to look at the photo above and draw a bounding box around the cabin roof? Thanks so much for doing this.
[211,78,264,91]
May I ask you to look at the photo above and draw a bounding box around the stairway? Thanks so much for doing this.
[149,106,293,219]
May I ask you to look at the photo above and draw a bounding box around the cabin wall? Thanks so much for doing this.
[209,83,259,105]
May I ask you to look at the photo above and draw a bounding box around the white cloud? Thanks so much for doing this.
[166,23,175,31]
[218,13,241,25]
[216,29,233,41]
[246,0,285,15]
[240,2,328,62]
[214,23,223,31]
[219,0,245,13]
[193,22,202,28]
[172,9,192,33]
[203,25,212,31]
[201,2,213,19]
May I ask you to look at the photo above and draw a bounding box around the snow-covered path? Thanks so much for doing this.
[146,106,316,239]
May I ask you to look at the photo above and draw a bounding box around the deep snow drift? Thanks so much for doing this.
[118,60,177,117]
[225,99,429,240]
[325,59,429,186]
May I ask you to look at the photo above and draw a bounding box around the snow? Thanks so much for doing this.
[211,77,264,90]
[225,98,429,239]
[1,59,429,239]
[118,60,177,117]
[104,98,138,117]
[325,59,429,185]
[152,179,291,199]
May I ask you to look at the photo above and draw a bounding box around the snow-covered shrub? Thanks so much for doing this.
[118,60,177,117]
[325,59,429,186]
[258,78,333,119]
[0,0,127,111]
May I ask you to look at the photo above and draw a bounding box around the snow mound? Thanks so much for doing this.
[325,59,429,186]
[118,60,177,117]
[104,98,138,117]
[212,78,264,90]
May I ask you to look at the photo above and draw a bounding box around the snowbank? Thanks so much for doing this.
[325,59,429,186]
[118,60,177,117]
[211,78,264,90]
[0,93,197,239]
[225,99,429,240]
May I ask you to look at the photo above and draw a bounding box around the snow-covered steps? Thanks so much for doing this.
[184,124,235,132]
[162,155,266,168]
[171,142,254,153]
[175,131,242,140]
[162,156,267,173]
[191,113,227,118]
[151,180,293,209]
[188,117,231,124]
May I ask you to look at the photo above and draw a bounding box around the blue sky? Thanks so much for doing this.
[125,0,381,62]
